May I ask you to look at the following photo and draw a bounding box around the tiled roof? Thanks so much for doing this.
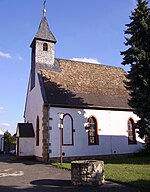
[34,16,56,43]
[17,123,35,138]
[38,59,130,109]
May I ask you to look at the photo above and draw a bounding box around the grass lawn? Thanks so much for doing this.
[52,156,150,191]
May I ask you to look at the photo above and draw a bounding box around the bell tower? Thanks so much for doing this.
[30,0,57,89]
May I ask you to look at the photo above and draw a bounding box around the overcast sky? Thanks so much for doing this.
[0,0,145,134]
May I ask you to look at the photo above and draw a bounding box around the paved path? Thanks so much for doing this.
[0,157,139,192]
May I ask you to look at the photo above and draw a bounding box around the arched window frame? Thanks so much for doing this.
[128,118,137,145]
[43,43,48,51]
[62,113,74,146]
[36,116,40,146]
[88,116,99,145]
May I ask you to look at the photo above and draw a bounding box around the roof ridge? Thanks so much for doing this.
[55,58,125,71]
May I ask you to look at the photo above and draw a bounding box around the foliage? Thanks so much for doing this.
[4,131,16,151]
[105,163,150,191]
[4,131,12,145]
[121,0,150,144]
[52,162,71,170]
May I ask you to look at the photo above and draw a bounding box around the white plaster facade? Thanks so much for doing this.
[24,72,44,158]
[48,107,144,158]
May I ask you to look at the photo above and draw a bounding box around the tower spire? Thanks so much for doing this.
[43,0,46,17]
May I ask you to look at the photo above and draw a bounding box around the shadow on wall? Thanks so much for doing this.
[106,135,145,155]
[60,134,145,159]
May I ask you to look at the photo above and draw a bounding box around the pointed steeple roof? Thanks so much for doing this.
[35,15,56,43]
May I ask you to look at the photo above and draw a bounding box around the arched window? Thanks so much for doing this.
[88,116,99,145]
[43,43,48,51]
[36,116,40,146]
[62,113,74,146]
[128,118,136,144]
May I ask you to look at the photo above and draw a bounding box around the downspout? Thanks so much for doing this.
[47,104,51,161]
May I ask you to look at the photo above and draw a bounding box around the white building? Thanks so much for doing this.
[0,129,4,152]
[16,7,144,161]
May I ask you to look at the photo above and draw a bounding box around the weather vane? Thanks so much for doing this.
[43,0,47,17]
[44,0,46,10]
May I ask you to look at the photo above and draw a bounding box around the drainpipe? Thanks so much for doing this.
[58,112,64,165]
[47,105,51,161]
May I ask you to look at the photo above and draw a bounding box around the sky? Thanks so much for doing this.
[0,0,146,134]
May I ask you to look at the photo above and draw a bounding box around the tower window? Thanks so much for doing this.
[43,43,48,51]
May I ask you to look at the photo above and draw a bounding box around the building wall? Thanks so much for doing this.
[17,138,34,156]
[48,107,144,159]
[24,72,44,158]
[0,135,4,151]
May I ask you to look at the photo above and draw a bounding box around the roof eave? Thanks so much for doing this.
[30,38,56,48]
[44,103,132,111]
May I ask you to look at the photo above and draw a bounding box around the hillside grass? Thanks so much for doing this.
[52,156,150,191]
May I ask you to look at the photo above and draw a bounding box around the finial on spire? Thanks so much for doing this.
[43,0,47,17]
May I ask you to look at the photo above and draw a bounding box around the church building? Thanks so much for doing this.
[16,5,144,161]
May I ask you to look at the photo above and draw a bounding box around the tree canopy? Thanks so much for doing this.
[121,0,150,143]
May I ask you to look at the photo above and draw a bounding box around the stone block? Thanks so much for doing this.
[71,160,105,186]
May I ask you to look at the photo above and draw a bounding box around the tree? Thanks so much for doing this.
[121,0,150,146]
[4,131,16,152]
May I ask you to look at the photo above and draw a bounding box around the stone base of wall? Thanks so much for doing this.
[36,156,45,162]
[16,155,35,160]
[15,155,45,162]
[71,160,105,186]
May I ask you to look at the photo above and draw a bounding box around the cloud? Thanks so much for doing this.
[0,123,11,127]
[71,57,101,64]
[0,123,11,133]
[0,51,11,59]
[0,107,4,113]
[0,123,15,134]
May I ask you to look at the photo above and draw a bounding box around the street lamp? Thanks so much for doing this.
[58,112,64,164]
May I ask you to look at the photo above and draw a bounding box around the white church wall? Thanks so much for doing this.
[48,107,144,158]
[24,73,44,158]
[108,111,144,154]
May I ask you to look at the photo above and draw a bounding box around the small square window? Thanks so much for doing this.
[43,43,48,51]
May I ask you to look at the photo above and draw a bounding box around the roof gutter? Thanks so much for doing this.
[44,103,133,112]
